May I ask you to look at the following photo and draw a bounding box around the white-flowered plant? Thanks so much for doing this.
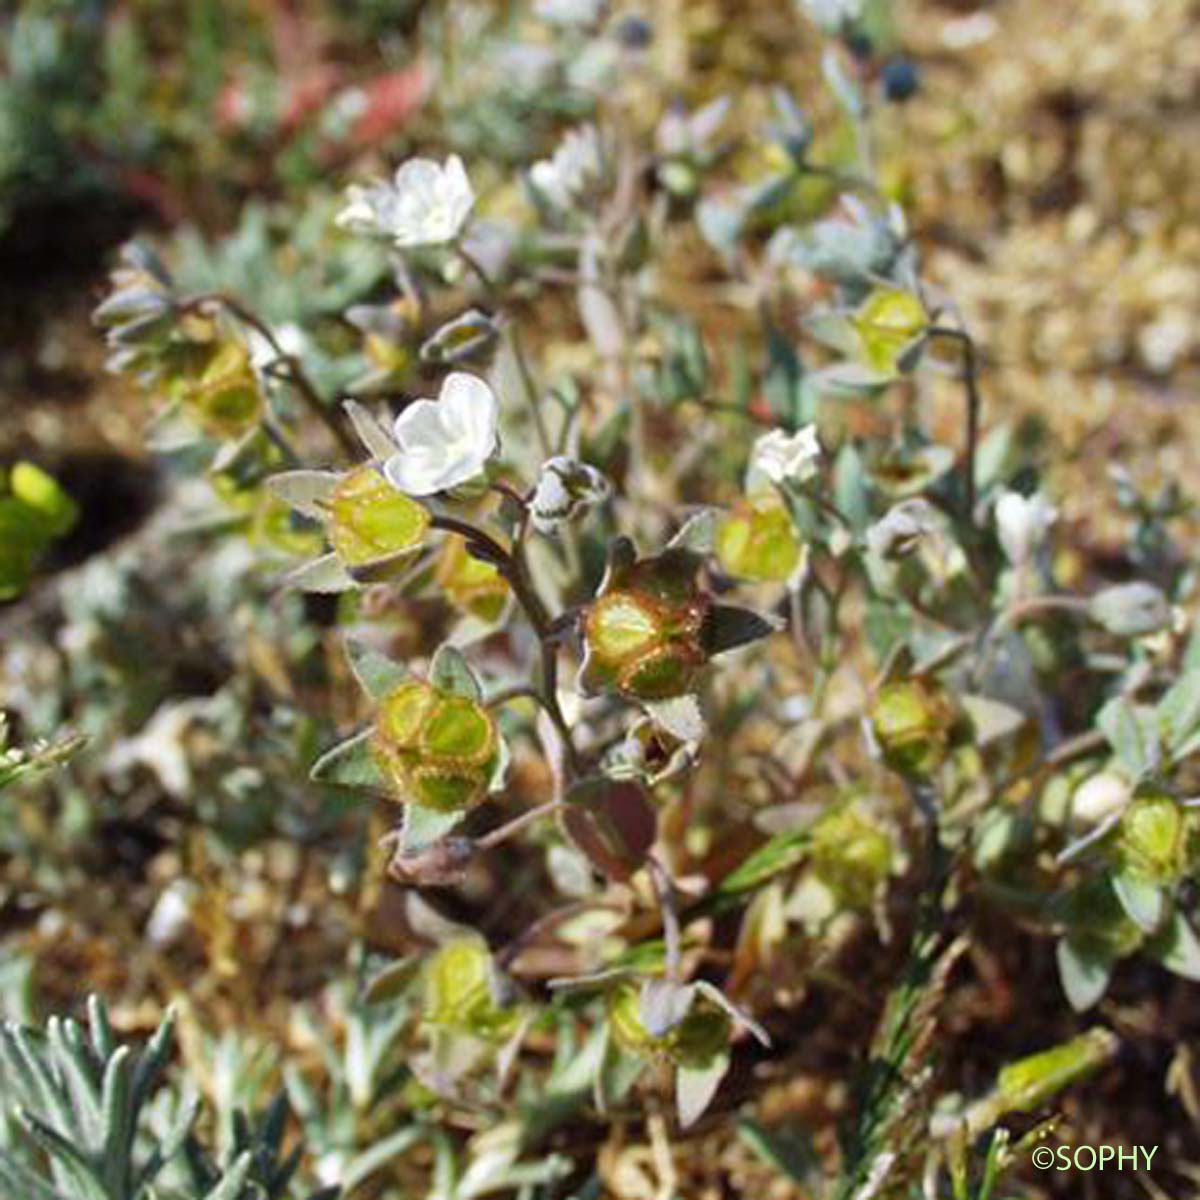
[746,424,821,491]
[336,155,475,248]
[74,0,1200,1188]
[384,372,500,497]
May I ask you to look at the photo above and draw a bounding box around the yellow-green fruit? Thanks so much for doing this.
[373,680,499,811]
[716,499,802,583]
[1116,793,1199,885]
[811,804,892,910]
[186,343,264,437]
[581,554,711,702]
[436,536,509,623]
[854,287,927,376]
[328,467,429,568]
[424,939,521,1043]
[869,680,953,778]
[606,983,731,1067]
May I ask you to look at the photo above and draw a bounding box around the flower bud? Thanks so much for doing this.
[530,456,611,534]
[373,679,500,811]
[994,490,1057,566]
[1070,771,1131,829]
[869,679,955,778]
[716,497,802,582]
[328,466,429,570]
[580,548,711,701]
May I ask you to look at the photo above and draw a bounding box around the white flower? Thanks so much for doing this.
[384,373,499,497]
[530,126,606,212]
[747,425,821,491]
[801,0,863,33]
[994,490,1057,566]
[336,156,475,248]
[530,456,611,533]
[534,0,606,25]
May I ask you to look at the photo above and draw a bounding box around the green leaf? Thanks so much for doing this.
[1055,937,1115,1012]
[1089,583,1170,638]
[1111,870,1165,934]
[363,956,423,1004]
[737,1118,819,1184]
[343,399,399,461]
[715,829,810,898]
[310,729,386,791]
[401,803,466,854]
[667,509,719,554]
[199,1152,253,1200]
[642,695,706,742]
[345,639,409,700]
[702,605,781,657]
[265,470,340,519]
[1148,912,1200,981]
[285,553,356,593]
[676,1048,729,1128]
[429,645,483,701]
[1157,669,1200,762]
[1096,697,1159,780]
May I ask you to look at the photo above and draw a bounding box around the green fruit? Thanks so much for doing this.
[373,680,499,811]
[329,467,429,568]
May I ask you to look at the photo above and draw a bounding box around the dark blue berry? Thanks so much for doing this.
[882,57,920,103]
[615,15,653,48]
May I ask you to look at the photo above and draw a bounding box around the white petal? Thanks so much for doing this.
[384,447,452,497]
[393,157,442,195]
[440,372,499,456]
[436,449,488,492]
[393,398,446,449]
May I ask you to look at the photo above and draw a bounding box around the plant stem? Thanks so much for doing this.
[429,513,584,779]
[507,321,554,459]
[648,856,683,983]
[477,799,567,851]
[929,325,982,526]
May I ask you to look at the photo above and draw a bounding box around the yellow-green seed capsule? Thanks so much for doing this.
[869,679,954,778]
[1116,792,1198,885]
[581,550,711,702]
[716,498,803,583]
[810,803,892,910]
[328,466,429,569]
[185,343,264,437]
[373,680,499,811]
[435,535,509,623]
[606,982,731,1067]
[424,939,522,1043]
[854,287,927,376]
